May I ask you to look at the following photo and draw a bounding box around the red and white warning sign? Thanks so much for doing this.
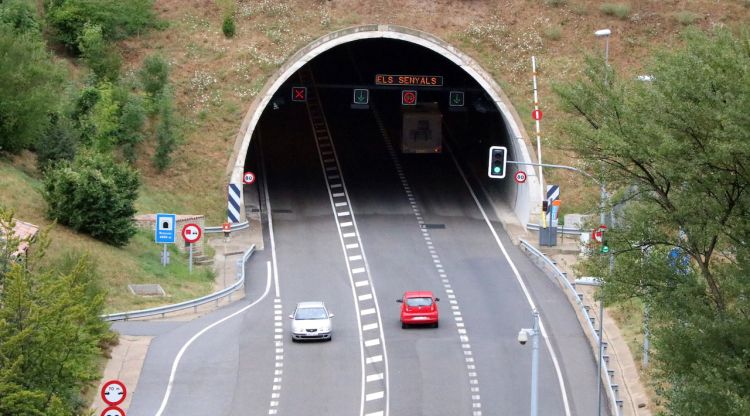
[182,223,202,244]
[592,224,607,243]
[101,379,126,406]
[100,406,125,416]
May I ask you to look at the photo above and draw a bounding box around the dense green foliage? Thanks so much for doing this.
[153,86,179,171]
[222,15,236,38]
[78,22,122,81]
[43,151,140,246]
[0,10,64,153]
[44,0,157,52]
[138,54,170,103]
[0,209,112,415]
[555,28,750,415]
[36,113,78,173]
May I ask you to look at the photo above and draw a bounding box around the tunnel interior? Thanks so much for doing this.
[243,37,520,221]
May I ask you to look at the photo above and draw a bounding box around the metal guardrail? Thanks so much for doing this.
[519,239,622,416]
[204,220,250,233]
[526,222,583,235]
[101,244,256,321]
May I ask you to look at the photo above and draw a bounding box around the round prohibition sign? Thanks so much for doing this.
[532,109,543,121]
[101,406,125,416]
[181,223,202,244]
[402,90,417,105]
[514,170,528,184]
[243,171,256,185]
[100,379,126,406]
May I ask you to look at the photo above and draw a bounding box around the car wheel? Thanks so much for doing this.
[401,322,407,329]
[433,322,439,328]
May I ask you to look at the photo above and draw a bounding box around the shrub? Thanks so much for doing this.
[673,11,701,26]
[0,25,64,153]
[544,0,567,7]
[138,53,170,100]
[78,22,122,81]
[222,15,236,38]
[0,0,42,34]
[117,95,146,163]
[43,151,140,246]
[600,3,631,19]
[45,0,157,52]
[36,113,78,173]
[153,87,179,171]
[543,25,562,41]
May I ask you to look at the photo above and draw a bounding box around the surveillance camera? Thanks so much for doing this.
[517,329,529,345]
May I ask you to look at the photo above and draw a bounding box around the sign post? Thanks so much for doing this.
[155,213,176,266]
[182,223,202,274]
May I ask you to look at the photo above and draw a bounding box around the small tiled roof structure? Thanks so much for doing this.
[5,220,39,257]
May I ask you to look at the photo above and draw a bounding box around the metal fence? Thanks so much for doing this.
[519,239,622,416]
[101,244,256,322]
[204,220,250,234]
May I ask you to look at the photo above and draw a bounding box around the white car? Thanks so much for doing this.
[289,301,334,342]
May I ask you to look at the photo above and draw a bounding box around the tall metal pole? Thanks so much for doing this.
[531,56,546,227]
[594,28,612,416]
[530,309,540,416]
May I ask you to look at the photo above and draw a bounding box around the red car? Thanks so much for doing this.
[398,291,440,328]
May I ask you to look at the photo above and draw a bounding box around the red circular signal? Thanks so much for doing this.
[532,109,543,121]
[402,90,417,105]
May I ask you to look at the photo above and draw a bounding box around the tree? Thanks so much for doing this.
[78,22,122,81]
[44,0,158,53]
[117,94,146,163]
[153,86,179,171]
[0,22,64,153]
[0,209,111,415]
[36,113,78,173]
[138,53,170,103]
[554,28,750,415]
[43,151,140,246]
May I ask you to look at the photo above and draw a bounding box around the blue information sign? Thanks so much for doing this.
[155,213,176,244]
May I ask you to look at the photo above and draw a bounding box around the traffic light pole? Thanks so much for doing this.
[507,159,612,415]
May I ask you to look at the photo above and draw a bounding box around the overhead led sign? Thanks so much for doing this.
[375,74,443,87]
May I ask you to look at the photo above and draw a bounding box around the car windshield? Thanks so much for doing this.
[406,297,433,307]
[295,307,328,320]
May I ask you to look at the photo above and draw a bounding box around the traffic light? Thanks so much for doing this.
[487,146,507,179]
[600,239,610,254]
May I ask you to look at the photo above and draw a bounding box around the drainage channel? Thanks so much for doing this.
[372,109,484,416]
[299,67,390,416]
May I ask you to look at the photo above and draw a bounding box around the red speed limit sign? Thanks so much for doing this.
[514,170,527,184]
[101,379,126,406]
[243,171,256,184]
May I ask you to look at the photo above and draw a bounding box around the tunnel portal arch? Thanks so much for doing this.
[228,24,539,226]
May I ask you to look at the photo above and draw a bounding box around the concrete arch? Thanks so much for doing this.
[227,24,539,226]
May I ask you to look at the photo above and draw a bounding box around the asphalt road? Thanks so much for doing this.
[118,73,601,416]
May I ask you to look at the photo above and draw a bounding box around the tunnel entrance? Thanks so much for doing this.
[229,25,538,226]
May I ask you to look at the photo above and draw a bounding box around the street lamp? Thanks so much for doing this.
[594,27,612,416]
[518,309,540,416]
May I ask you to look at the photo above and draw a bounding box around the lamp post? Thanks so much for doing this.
[518,309,541,416]
[594,27,612,416]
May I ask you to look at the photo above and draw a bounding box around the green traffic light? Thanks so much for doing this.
[493,166,501,174]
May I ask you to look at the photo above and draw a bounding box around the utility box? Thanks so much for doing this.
[539,226,558,246]
[401,102,442,154]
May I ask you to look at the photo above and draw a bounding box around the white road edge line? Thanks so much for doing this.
[448,149,573,416]
[155,261,272,416]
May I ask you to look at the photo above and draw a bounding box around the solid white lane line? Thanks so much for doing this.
[155,261,272,416]
[448,146,572,416]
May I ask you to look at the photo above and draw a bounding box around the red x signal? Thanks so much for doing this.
[292,86,307,102]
